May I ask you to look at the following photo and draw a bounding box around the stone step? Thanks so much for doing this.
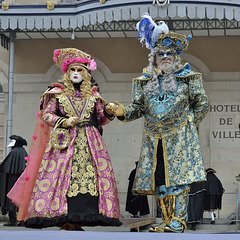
[186,223,239,233]
[152,218,240,233]
[0,215,239,233]
[202,218,232,224]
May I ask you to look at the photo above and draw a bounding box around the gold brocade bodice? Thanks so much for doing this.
[56,93,97,121]
[56,93,99,197]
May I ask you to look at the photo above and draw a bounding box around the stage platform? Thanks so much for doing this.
[121,218,156,232]
[0,230,240,240]
[0,218,240,240]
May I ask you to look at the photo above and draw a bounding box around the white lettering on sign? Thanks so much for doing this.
[153,0,170,7]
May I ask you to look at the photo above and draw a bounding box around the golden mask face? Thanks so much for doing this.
[47,0,54,10]
[2,1,9,11]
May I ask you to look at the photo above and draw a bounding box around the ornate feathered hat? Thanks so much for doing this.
[136,14,192,55]
[53,48,97,74]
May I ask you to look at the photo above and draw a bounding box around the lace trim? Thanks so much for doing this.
[56,94,97,121]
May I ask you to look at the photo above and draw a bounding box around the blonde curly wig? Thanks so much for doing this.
[59,65,92,98]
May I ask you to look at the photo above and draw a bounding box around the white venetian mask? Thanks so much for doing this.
[69,66,84,83]
[7,139,16,148]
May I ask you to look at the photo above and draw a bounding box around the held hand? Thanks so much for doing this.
[105,103,117,115]
[62,117,78,128]
[105,102,124,117]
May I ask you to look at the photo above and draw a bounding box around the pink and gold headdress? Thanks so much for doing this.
[53,48,97,73]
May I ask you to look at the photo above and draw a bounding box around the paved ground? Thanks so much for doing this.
[0,218,239,233]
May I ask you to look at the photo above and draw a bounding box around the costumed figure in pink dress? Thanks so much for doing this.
[8,48,121,230]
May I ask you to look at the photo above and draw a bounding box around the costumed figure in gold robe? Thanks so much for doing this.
[8,48,121,230]
[106,15,209,233]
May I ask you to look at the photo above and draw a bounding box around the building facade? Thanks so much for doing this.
[0,0,240,219]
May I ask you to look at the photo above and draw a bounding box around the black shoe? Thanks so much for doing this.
[3,222,17,227]
[130,228,138,232]
[190,223,197,231]
[210,220,215,225]
[17,221,25,227]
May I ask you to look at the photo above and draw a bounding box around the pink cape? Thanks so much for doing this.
[7,115,50,221]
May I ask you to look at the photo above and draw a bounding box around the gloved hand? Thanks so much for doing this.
[62,117,78,128]
[105,102,125,117]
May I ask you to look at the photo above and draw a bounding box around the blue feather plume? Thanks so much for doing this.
[136,15,157,50]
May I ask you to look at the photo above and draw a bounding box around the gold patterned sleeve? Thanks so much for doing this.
[122,79,147,122]
[42,96,62,128]
[188,74,209,127]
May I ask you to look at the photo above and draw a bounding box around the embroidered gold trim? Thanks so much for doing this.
[56,94,97,121]
[162,137,170,188]
[144,118,188,139]
[153,138,158,193]
[81,97,96,120]
[132,190,155,195]
[67,127,98,197]
[159,197,171,224]
[169,217,187,230]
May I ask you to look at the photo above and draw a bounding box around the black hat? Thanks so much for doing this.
[9,135,27,146]
[206,168,216,173]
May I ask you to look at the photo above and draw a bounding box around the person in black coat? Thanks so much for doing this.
[0,135,28,226]
[125,161,150,218]
[204,168,225,224]
[187,182,206,230]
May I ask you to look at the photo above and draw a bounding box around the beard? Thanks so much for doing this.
[158,61,173,73]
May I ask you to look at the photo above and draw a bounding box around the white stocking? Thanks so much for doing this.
[209,211,215,221]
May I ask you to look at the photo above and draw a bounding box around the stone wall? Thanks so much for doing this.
[8,65,240,219]
[1,36,240,219]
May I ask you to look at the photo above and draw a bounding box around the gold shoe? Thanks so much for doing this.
[149,227,156,232]
[149,223,166,232]
[164,225,184,233]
